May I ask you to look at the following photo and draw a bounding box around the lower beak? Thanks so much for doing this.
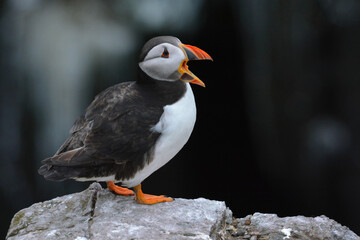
[179,44,212,87]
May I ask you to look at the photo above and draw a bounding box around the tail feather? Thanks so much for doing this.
[38,147,84,181]
[38,147,115,182]
[38,164,68,181]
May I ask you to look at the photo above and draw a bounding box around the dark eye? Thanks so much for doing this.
[161,47,169,58]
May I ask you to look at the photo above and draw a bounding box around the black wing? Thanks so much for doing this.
[39,82,163,179]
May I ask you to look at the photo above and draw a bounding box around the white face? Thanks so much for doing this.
[139,43,186,81]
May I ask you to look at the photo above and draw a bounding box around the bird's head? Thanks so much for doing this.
[138,36,212,87]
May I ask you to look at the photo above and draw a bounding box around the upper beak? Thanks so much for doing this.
[179,43,212,87]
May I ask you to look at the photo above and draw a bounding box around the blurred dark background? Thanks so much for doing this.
[1,0,360,237]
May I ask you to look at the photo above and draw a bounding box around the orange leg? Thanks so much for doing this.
[107,181,134,196]
[133,184,173,205]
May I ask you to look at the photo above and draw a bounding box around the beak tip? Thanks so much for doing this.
[189,78,206,88]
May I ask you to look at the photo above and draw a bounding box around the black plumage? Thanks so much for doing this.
[38,70,187,183]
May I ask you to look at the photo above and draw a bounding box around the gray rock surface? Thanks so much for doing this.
[6,183,228,240]
[6,183,360,240]
[229,212,360,240]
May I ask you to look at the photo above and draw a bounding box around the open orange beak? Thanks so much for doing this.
[179,44,212,87]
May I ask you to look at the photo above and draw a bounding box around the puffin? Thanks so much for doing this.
[38,36,212,204]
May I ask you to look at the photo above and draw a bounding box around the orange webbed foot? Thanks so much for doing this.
[133,184,173,205]
[107,181,134,196]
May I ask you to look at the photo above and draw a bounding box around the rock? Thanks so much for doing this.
[234,212,360,240]
[6,183,228,240]
[6,184,360,240]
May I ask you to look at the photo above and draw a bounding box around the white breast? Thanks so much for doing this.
[121,83,196,187]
